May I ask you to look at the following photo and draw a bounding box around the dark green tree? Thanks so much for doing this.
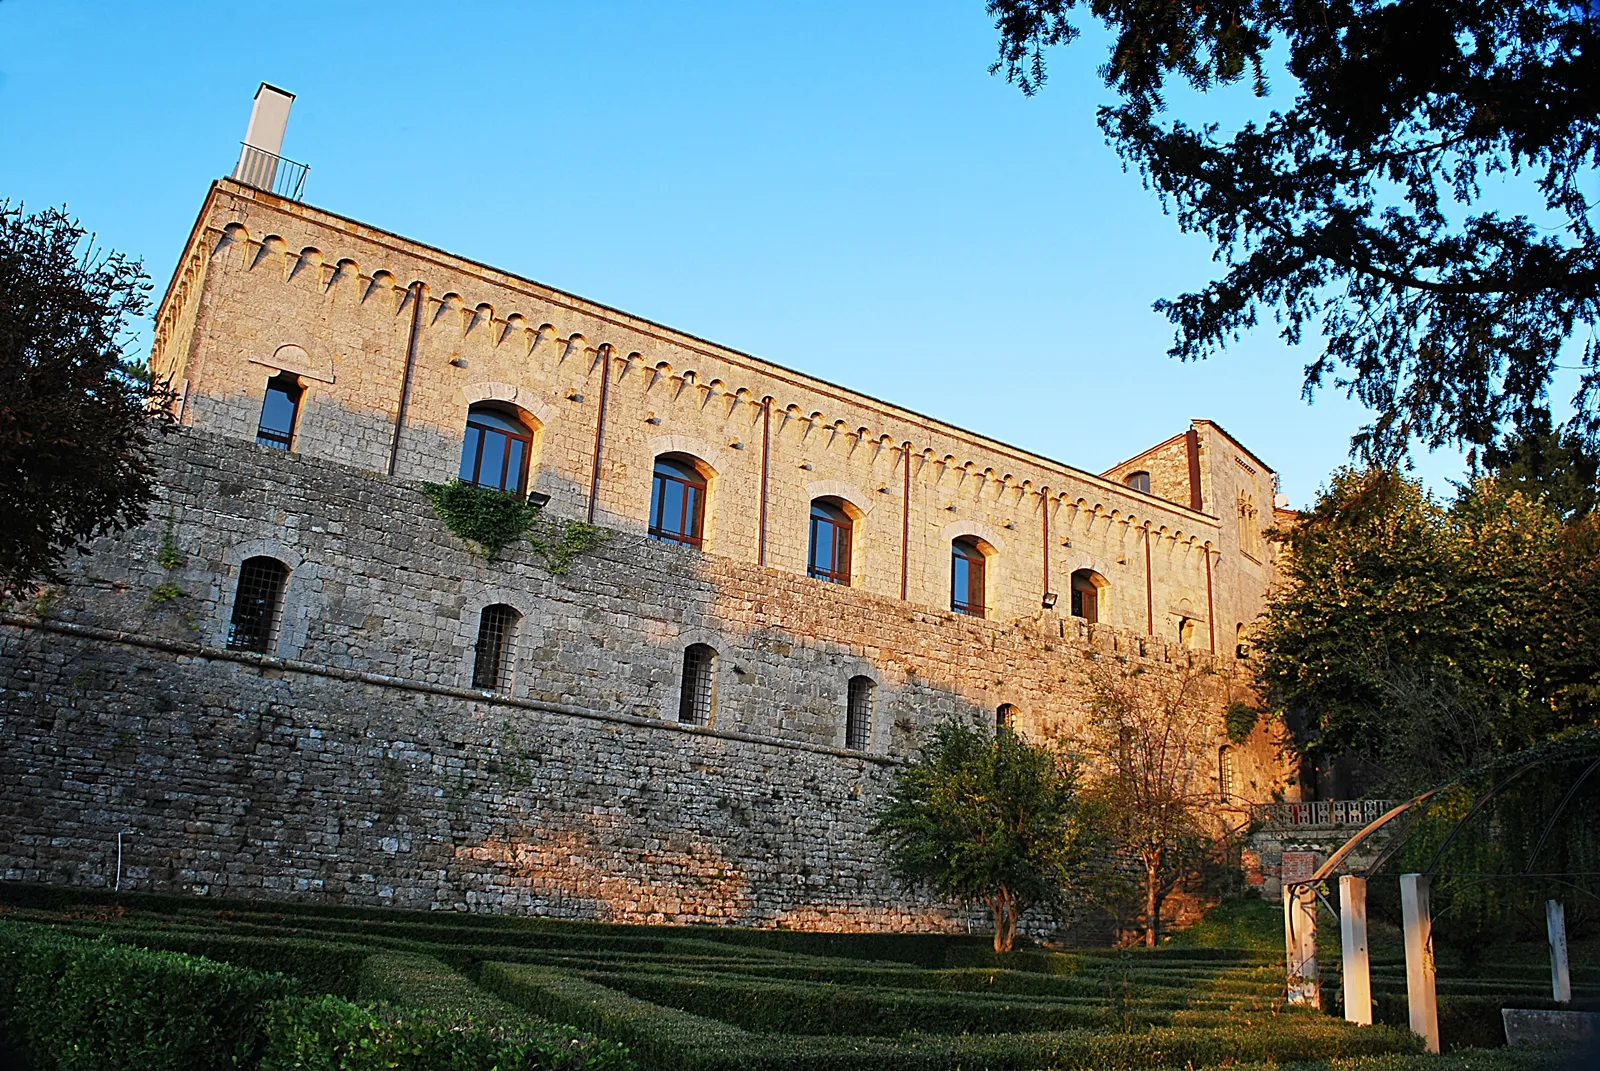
[986,0,1600,459]
[0,202,167,601]
[1254,466,1599,792]
[872,720,1101,951]
[1480,409,1600,520]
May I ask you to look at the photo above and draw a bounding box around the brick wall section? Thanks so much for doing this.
[0,431,1282,924]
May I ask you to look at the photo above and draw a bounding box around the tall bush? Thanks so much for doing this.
[871,720,1102,952]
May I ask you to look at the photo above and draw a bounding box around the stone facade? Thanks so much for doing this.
[0,179,1293,927]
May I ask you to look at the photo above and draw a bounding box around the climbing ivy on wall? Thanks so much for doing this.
[421,481,609,572]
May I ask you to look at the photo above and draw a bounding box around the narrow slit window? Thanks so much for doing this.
[472,604,520,693]
[256,373,303,450]
[950,538,986,617]
[846,676,873,750]
[650,456,708,548]
[996,703,1016,734]
[227,556,289,653]
[679,643,717,725]
[808,500,853,584]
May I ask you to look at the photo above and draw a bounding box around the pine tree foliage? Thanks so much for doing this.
[987,0,1600,458]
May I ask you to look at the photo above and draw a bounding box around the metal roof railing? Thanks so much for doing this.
[233,143,309,201]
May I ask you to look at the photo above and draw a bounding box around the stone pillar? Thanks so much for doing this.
[1400,873,1440,1053]
[1339,875,1372,1026]
[1283,882,1319,1008]
[1548,900,1571,1004]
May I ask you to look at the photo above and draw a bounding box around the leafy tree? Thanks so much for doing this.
[1479,409,1600,520]
[872,720,1101,952]
[1081,661,1220,947]
[0,202,167,601]
[1254,466,1600,792]
[986,0,1600,458]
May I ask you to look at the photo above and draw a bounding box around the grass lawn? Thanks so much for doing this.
[0,883,1589,1070]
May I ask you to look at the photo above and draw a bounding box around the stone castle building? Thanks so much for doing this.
[1,165,1293,929]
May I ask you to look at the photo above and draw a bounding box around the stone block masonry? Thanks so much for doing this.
[1,174,1293,928]
[0,430,1280,927]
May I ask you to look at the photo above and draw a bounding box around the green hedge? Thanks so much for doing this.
[0,921,294,1071]
[45,922,370,996]
[259,994,632,1071]
[586,970,1136,1035]
[482,962,1418,1071]
[358,951,530,1023]
[1372,991,1600,1051]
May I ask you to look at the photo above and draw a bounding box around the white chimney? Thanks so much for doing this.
[233,83,298,193]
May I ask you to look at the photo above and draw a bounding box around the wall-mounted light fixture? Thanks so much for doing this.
[1041,592,1058,610]
[528,491,552,508]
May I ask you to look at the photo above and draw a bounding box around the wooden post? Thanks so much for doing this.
[1400,873,1440,1053]
[1547,900,1571,1003]
[1283,883,1320,1007]
[1339,875,1372,1026]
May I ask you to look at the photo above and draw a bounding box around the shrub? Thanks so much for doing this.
[0,920,293,1071]
[359,951,528,1022]
[260,993,633,1071]
[482,962,1416,1071]
[68,924,369,996]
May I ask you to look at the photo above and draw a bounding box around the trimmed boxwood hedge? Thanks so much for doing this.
[46,921,371,996]
[259,994,632,1071]
[358,951,530,1023]
[585,969,1130,1035]
[482,962,1418,1071]
[0,921,295,1071]
[0,922,632,1071]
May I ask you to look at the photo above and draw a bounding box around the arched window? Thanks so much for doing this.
[650,455,708,548]
[1123,471,1151,494]
[950,538,987,617]
[1235,623,1251,660]
[227,556,289,653]
[1218,746,1236,801]
[459,405,535,495]
[1178,617,1196,647]
[471,604,520,693]
[1070,569,1103,624]
[256,373,303,450]
[846,676,873,750]
[679,643,717,725]
[996,703,1017,734]
[808,499,853,584]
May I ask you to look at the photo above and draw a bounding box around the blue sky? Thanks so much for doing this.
[0,0,1493,506]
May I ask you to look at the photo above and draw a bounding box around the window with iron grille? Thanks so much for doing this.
[650,456,708,548]
[459,405,535,495]
[678,643,717,725]
[950,538,986,617]
[996,703,1016,735]
[1219,746,1236,801]
[256,373,303,450]
[227,557,289,653]
[846,676,873,750]
[472,604,521,693]
[808,499,852,584]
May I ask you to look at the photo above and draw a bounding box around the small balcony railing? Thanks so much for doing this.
[1252,799,1396,828]
[233,144,309,201]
